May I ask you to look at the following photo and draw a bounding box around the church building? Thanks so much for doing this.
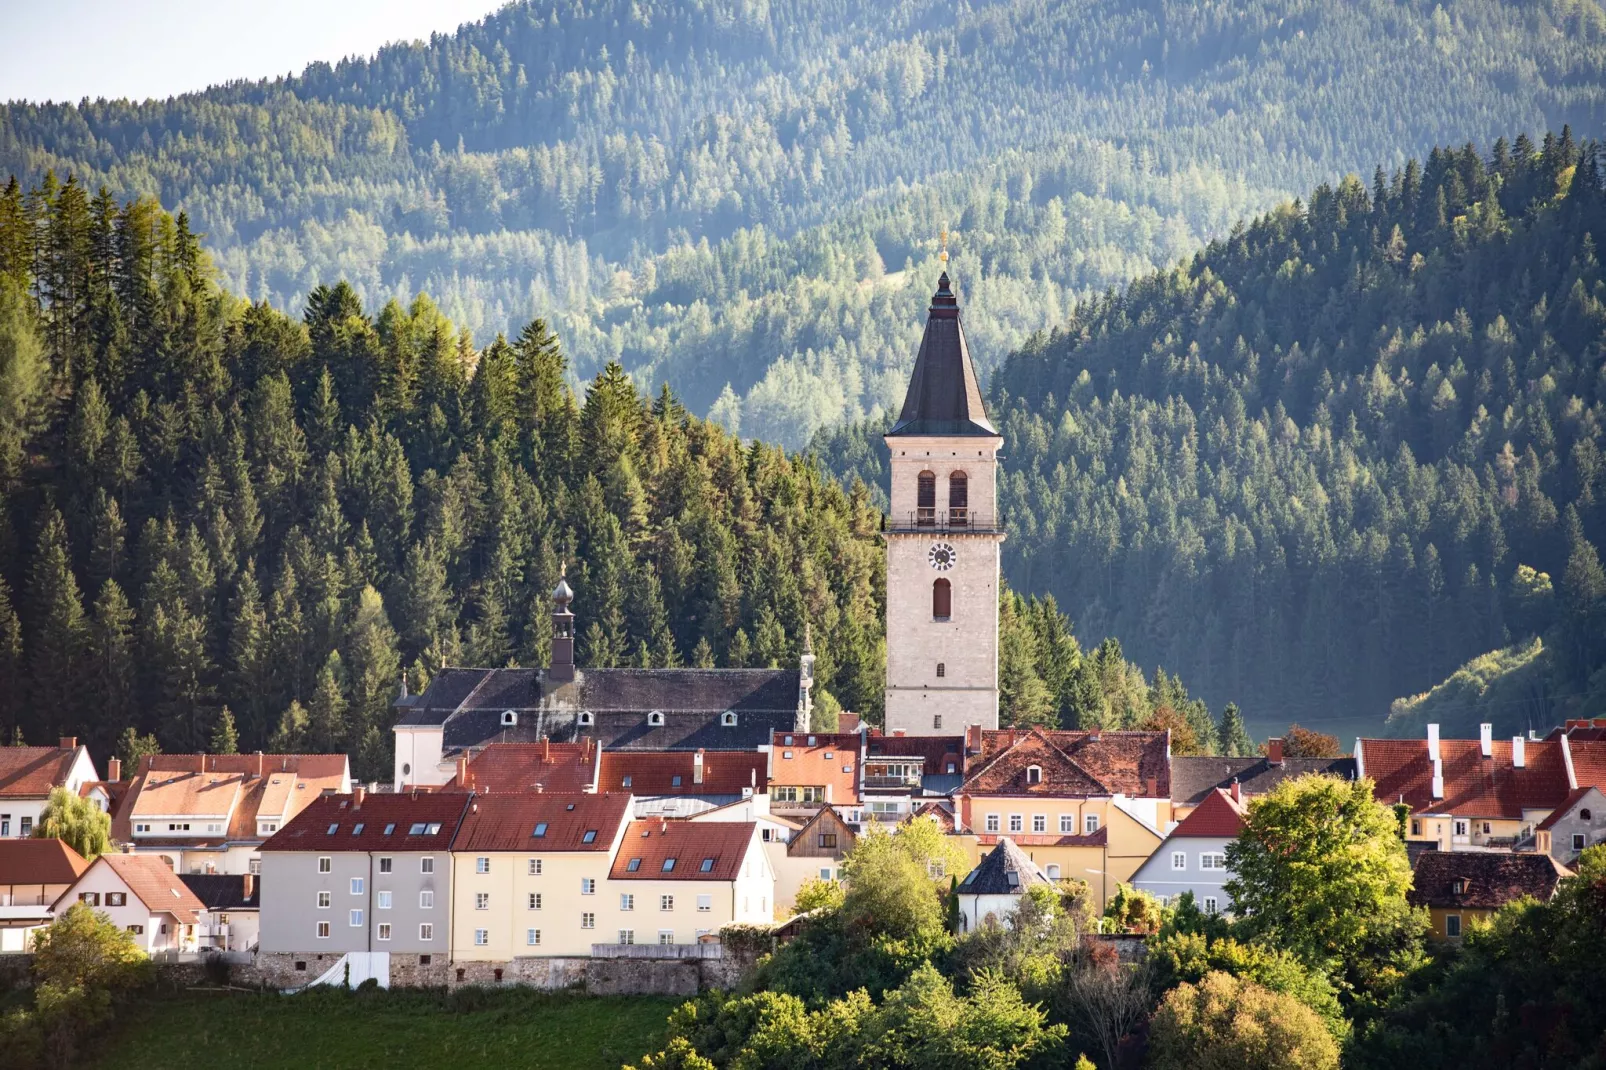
[882,270,1003,736]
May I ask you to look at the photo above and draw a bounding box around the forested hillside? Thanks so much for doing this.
[0,176,1242,779]
[5,0,1605,446]
[820,133,1606,739]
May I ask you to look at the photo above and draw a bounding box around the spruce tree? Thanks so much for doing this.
[1218,703,1255,757]
[86,579,136,749]
[307,651,349,754]
[26,509,87,741]
[210,707,240,754]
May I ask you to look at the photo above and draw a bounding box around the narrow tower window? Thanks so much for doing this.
[936,663,946,678]
[948,471,968,526]
[932,578,952,620]
[917,471,936,526]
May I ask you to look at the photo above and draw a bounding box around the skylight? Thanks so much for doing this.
[408,823,426,835]
[700,858,715,872]
[627,858,641,872]
[327,824,339,835]
[662,858,676,872]
[383,823,395,835]
[582,830,597,843]
[352,824,364,835]
[532,823,549,837]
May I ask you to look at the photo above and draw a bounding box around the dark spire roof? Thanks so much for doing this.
[887,272,996,437]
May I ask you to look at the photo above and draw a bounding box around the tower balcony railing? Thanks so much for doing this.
[895,509,1000,533]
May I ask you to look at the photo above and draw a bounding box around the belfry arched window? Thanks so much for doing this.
[932,578,952,620]
[948,471,968,526]
[917,471,936,526]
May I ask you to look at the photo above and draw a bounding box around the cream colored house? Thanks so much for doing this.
[449,793,634,960]
[605,819,775,946]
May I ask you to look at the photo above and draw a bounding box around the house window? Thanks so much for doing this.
[1059,815,1074,834]
[1481,821,1492,835]
[621,894,635,911]
[127,925,143,935]
[476,857,490,874]
[377,923,391,941]
[618,930,635,945]
[1582,809,1593,821]
[419,890,434,909]
[936,663,946,678]
[318,857,331,874]
[1045,864,1060,880]
[1008,814,1023,833]
[529,893,542,910]
[1411,818,1422,836]
[985,814,1000,833]
[1454,819,1469,837]
[659,930,675,945]
[106,892,126,906]
[1085,814,1101,834]
[1574,833,1587,851]
[819,867,833,880]
[1445,914,1462,938]
[581,913,595,929]
[1032,815,1047,833]
[527,929,541,946]
[350,910,363,927]
[1026,765,1042,786]
[581,879,596,895]
[0,815,8,836]
[350,877,364,895]
[317,892,331,909]
[250,859,261,875]
[377,891,392,910]
[932,578,952,620]
[420,857,434,874]
[948,471,969,524]
[378,858,392,874]
[79,892,101,906]
[819,833,837,849]
[316,922,330,939]
[528,859,542,876]
[1203,897,1219,915]
[475,893,489,911]
[474,929,489,946]
[1171,852,1187,871]
[419,923,434,941]
[697,895,712,912]
[928,859,946,879]
[1200,853,1226,870]
[660,895,674,911]
[934,716,943,730]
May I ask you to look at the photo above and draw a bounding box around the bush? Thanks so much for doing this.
[1146,971,1339,1070]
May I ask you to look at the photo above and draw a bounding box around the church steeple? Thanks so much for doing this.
[887,271,995,438]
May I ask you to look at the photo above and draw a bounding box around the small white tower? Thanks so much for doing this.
[882,267,1003,736]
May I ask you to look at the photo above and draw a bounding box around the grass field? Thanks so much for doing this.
[87,985,679,1070]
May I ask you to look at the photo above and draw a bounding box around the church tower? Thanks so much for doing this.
[883,270,1003,736]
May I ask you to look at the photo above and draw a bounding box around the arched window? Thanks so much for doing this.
[1583,808,1594,821]
[647,711,665,726]
[501,710,518,727]
[948,471,968,526]
[936,662,946,678]
[932,578,952,620]
[721,711,738,727]
[577,711,594,727]
[916,471,936,526]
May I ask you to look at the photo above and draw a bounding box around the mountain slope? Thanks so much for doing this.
[6,0,1606,444]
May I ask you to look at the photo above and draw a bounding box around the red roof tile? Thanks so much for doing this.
[447,742,597,793]
[911,801,955,831]
[961,729,1170,798]
[1168,788,1247,838]
[261,792,470,853]
[61,854,206,921]
[113,753,348,845]
[0,746,82,797]
[609,820,757,881]
[1568,740,1606,790]
[770,733,860,804]
[452,793,631,852]
[1408,850,1571,909]
[1360,738,1572,819]
[0,838,90,886]
[599,751,766,795]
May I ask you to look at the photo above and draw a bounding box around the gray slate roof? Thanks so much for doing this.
[179,873,260,910]
[887,273,996,437]
[1169,755,1357,807]
[401,667,802,754]
[959,837,1051,895]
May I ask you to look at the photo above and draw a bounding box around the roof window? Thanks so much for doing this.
[700,858,715,873]
[327,824,339,835]
[648,711,665,726]
[577,711,594,726]
[1026,765,1042,786]
[352,824,364,835]
[532,823,548,838]
[671,775,682,787]
[627,858,641,872]
[383,823,395,835]
[662,858,677,872]
[622,775,633,787]
[501,710,518,727]
[721,711,738,727]
[582,830,597,844]
[409,823,427,835]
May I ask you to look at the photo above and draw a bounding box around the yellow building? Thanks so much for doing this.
[1407,850,1570,941]
[605,819,776,945]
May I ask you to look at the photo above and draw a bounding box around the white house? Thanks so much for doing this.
[1129,786,1247,915]
[0,839,91,952]
[0,738,100,840]
[954,837,1051,933]
[52,853,207,954]
[180,872,261,952]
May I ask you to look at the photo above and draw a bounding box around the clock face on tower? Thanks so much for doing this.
[928,542,957,571]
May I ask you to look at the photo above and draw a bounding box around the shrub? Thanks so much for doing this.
[1146,971,1339,1070]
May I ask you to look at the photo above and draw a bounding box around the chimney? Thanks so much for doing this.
[892,729,906,738]
[1230,779,1241,803]
[1512,736,1526,769]
[107,758,121,783]
[965,724,983,754]
[353,786,366,809]
[457,756,469,786]
[1479,723,1493,758]
[694,749,705,785]
[535,784,544,793]
[1266,738,1284,765]
[1427,723,1440,762]
[255,751,265,778]
[242,873,255,902]
[549,572,577,683]
[59,736,77,751]
[1431,757,1444,800]
[543,739,550,762]
[1144,775,1158,797]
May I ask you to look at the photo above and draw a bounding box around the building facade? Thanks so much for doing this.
[0,738,100,840]
[53,853,206,954]
[1130,787,1247,914]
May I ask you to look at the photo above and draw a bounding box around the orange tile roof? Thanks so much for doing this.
[609,820,757,881]
[962,729,1170,798]
[452,793,631,852]
[1360,738,1571,819]
[0,838,90,886]
[262,792,470,853]
[0,746,82,797]
[770,732,860,804]
[113,753,347,845]
[63,854,206,921]
[1568,739,1606,790]
[447,742,598,793]
[1168,788,1247,838]
[599,751,766,795]
[911,801,955,831]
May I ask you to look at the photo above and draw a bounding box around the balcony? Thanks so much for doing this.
[893,509,1000,534]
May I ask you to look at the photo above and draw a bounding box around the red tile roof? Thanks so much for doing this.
[0,745,83,797]
[1536,786,1603,831]
[1360,738,1572,819]
[911,801,955,831]
[447,742,597,793]
[61,854,206,921]
[1408,850,1571,909]
[599,751,766,795]
[1568,739,1606,790]
[113,753,348,846]
[1168,788,1247,838]
[451,793,631,853]
[261,792,470,853]
[770,733,860,804]
[609,820,757,881]
[961,729,1170,798]
[0,838,90,886]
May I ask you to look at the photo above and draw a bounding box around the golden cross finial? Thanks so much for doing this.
[939,223,949,263]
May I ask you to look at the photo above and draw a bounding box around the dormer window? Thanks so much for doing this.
[1026,766,1042,786]
[501,710,518,727]
[721,711,738,727]
[1453,878,1470,896]
[577,712,594,726]
[648,711,665,727]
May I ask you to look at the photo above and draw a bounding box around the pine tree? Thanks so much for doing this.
[307,651,349,754]
[86,579,136,749]
[345,585,401,742]
[1218,703,1255,757]
[26,509,87,741]
[0,576,23,740]
[210,706,240,754]
[268,700,309,753]
[115,726,160,771]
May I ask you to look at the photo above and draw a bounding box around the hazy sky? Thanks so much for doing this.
[0,0,503,104]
